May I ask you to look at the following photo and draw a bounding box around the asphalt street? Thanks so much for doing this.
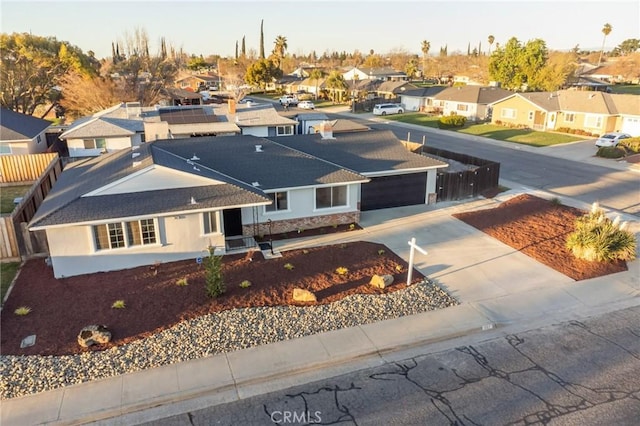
[142,305,640,426]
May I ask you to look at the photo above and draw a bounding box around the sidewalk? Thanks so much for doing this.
[2,188,638,425]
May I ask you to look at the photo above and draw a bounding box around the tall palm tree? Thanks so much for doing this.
[421,40,430,80]
[488,35,495,55]
[273,35,288,70]
[597,23,612,67]
[309,68,324,100]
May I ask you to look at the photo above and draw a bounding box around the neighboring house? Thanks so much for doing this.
[175,74,219,91]
[399,86,448,113]
[374,81,419,100]
[61,103,146,157]
[29,129,446,278]
[271,75,305,93]
[452,74,485,86]
[297,76,327,97]
[343,67,408,82]
[229,103,298,137]
[490,90,640,136]
[0,108,51,155]
[583,65,625,83]
[564,75,611,92]
[159,88,204,106]
[296,112,330,135]
[434,86,513,121]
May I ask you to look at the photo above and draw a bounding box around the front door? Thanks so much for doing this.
[222,208,243,236]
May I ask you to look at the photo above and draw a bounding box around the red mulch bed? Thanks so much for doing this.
[453,194,628,281]
[1,241,421,356]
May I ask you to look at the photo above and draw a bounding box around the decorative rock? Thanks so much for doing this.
[370,274,394,289]
[292,288,317,303]
[78,325,112,348]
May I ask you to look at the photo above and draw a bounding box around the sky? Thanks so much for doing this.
[1,0,639,60]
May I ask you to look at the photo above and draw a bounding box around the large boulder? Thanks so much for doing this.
[370,274,394,289]
[292,288,317,303]
[78,325,112,348]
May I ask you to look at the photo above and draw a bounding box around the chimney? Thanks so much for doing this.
[319,120,334,140]
[228,99,236,114]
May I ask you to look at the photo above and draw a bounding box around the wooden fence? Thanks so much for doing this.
[422,146,501,201]
[0,154,62,260]
[0,153,59,183]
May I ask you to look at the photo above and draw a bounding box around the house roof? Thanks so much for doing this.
[152,136,367,191]
[29,142,270,228]
[0,108,51,141]
[356,67,407,78]
[231,104,298,127]
[497,92,561,111]
[400,86,448,98]
[329,119,370,133]
[175,75,218,83]
[60,116,144,139]
[435,86,513,104]
[269,130,447,174]
[376,81,419,94]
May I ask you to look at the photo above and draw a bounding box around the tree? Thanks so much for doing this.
[204,246,225,298]
[324,70,348,102]
[598,23,612,66]
[235,40,238,60]
[616,38,640,56]
[241,36,246,56]
[488,35,495,55]
[187,55,208,71]
[531,51,577,91]
[272,35,287,70]
[404,57,420,80]
[0,32,96,115]
[244,58,281,89]
[309,68,324,100]
[489,37,548,91]
[259,19,265,59]
[57,72,126,118]
[420,40,430,79]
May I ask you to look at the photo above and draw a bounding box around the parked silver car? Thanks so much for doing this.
[595,132,632,147]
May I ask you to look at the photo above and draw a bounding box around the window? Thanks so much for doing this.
[528,111,534,121]
[93,219,157,250]
[316,186,348,209]
[203,212,218,234]
[83,138,107,149]
[265,192,288,212]
[456,104,468,112]
[501,108,516,119]
[277,126,293,135]
[564,113,575,123]
[0,144,11,155]
[584,115,603,128]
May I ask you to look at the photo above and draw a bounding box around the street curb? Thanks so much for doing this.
[37,316,489,425]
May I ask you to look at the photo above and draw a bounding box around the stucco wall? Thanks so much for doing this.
[67,136,134,157]
[241,127,268,137]
[46,211,224,278]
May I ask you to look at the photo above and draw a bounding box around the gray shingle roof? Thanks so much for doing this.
[153,135,367,191]
[268,130,447,174]
[400,86,447,98]
[0,108,51,141]
[61,117,144,139]
[435,86,513,104]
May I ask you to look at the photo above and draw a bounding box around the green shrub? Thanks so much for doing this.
[111,300,126,309]
[438,114,466,128]
[176,277,188,287]
[377,249,386,255]
[14,306,31,316]
[204,246,225,298]
[239,280,252,288]
[335,267,349,275]
[566,203,636,262]
[596,146,626,158]
[284,263,295,270]
[619,137,640,153]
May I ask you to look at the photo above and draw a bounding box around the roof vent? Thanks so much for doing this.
[190,196,197,205]
[190,154,200,161]
[252,181,260,187]
[255,145,263,152]
[132,152,140,159]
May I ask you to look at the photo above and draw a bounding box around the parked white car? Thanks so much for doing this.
[373,103,404,116]
[298,101,315,110]
[595,132,632,148]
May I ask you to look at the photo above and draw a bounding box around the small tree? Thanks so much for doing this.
[204,246,225,298]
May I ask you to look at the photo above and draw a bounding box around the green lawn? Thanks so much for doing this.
[1,262,21,303]
[385,113,585,147]
[609,85,640,95]
[454,124,585,147]
[1,185,33,214]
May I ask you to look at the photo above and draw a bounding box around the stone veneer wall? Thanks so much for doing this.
[242,211,360,237]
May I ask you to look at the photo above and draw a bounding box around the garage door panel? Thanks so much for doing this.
[361,173,426,211]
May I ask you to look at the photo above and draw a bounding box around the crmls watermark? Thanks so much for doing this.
[270,410,322,424]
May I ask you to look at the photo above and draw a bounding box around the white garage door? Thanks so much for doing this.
[621,117,640,137]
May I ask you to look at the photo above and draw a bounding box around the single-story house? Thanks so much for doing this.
[490,90,640,136]
[342,67,408,82]
[399,86,448,113]
[29,129,446,278]
[0,108,51,155]
[374,81,419,100]
[434,86,513,121]
[175,74,220,91]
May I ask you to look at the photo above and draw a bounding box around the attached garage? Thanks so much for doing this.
[361,173,427,211]
[621,117,640,137]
